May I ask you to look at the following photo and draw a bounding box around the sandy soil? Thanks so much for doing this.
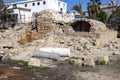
[0,55,120,80]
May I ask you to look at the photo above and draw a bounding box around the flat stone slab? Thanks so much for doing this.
[39,48,70,57]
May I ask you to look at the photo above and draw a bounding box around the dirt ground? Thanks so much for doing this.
[0,55,120,80]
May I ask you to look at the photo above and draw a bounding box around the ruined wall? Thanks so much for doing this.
[95,31,117,47]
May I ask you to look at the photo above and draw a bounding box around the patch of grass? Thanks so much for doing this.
[36,78,44,80]
[26,66,49,71]
[10,60,28,65]
[0,29,5,33]
[70,56,79,59]
[40,66,50,70]
[95,60,106,65]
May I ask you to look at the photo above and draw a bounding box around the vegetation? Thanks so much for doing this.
[26,66,50,71]
[71,2,82,15]
[0,29,5,33]
[87,0,108,23]
[36,78,44,80]
[0,0,13,29]
[0,0,4,10]
[87,0,101,16]
[10,60,28,65]
[95,60,106,65]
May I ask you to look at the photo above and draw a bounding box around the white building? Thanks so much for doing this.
[7,0,67,23]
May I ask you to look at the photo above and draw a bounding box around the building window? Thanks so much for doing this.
[37,2,40,5]
[43,1,46,5]
[60,8,63,13]
[58,2,60,7]
[25,4,27,7]
[13,4,17,9]
[32,3,35,6]
[63,4,65,8]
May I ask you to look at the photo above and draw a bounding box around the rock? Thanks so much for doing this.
[77,46,84,51]
[59,40,65,44]
[67,42,74,46]
[108,43,113,51]
[13,67,21,70]
[32,51,60,61]
[97,56,109,65]
[28,58,41,67]
[69,59,82,66]
[82,57,95,67]
[39,48,70,57]
[113,51,120,55]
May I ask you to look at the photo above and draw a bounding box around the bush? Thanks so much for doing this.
[89,11,108,23]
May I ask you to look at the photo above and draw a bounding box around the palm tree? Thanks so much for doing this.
[87,0,101,16]
[72,3,82,15]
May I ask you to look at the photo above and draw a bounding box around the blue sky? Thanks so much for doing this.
[4,0,120,11]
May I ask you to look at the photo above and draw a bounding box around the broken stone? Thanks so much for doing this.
[97,56,109,65]
[28,58,41,67]
[77,46,83,51]
[67,42,74,46]
[59,40,65,44]
[69,59,82,66]
[113,51,120,55]
[39,48,70,57]
[13,67,21,70]
[82,57,95,67]
[32,51,60,61]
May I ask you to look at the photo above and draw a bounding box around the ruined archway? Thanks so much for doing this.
[71,21,91,32]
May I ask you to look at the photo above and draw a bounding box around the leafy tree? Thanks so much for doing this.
[72,3,82,15]
[87,0,108,23]
[96,11,108,23]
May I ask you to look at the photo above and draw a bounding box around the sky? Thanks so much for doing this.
[4,0,120,11]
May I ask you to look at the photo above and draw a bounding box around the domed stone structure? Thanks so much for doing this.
[38,9,75,22]
[71,18,107,32]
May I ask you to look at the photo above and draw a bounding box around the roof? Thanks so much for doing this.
[7,0,43,5]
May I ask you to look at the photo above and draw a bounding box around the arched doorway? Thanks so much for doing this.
[71,21,91,32]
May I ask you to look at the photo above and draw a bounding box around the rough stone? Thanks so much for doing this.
[98,56,109,64]
[113,51,120,55]
[82,57,95,67]
[28,58,41,67]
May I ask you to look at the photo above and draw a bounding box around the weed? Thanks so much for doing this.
[95,60,106,65]
[40,66,50,70]
[70,56,79,59]
[36,78,44,80]
[0,29,5,33]
[26,66,49,71]
[10,60,28,65]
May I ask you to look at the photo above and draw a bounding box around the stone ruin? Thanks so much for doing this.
[17,9,117,47]
[2,9,118,67]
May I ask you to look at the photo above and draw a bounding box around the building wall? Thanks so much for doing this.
[8,0,67,23]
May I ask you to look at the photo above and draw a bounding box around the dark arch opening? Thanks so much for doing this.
[71,21,91,32]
